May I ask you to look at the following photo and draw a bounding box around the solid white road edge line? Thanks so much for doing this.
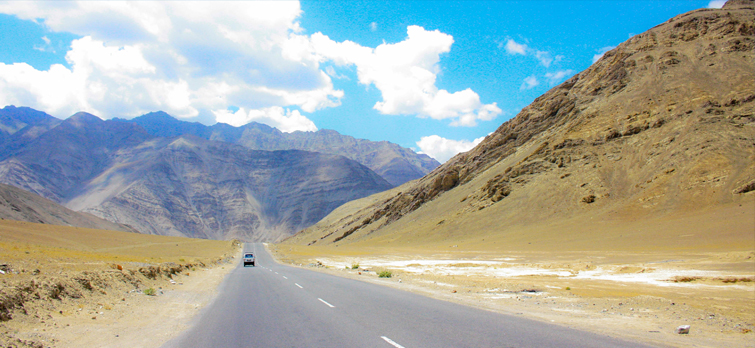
[295,283,303,288]
[381,336,406,348]
[317,298,335,308]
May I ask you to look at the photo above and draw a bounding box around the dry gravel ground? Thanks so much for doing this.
[0,219,240,348]
[270,245,755,348]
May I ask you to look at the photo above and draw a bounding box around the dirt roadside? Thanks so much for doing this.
[0,220,242,348]
[0,257,238,348]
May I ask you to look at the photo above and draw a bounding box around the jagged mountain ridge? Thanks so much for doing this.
[127,112,439,187]
[285,1,755,248]
[0,110,393,241]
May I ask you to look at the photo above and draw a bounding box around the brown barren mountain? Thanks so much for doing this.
[286,1,754,251]
[278,3,754,345]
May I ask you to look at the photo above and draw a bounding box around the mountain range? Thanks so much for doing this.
[285,0,755,250]
[0,107,436,241]
[125,112,439,187]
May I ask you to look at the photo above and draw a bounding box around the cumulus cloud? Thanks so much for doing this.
[592,46,616,63]
[213,106,317,133]
[0,1,339,128]
[707,1,726,8]
[301,25,501,127]
[545,70,575,85]
[416,134,486,163]
[520,75,539,90]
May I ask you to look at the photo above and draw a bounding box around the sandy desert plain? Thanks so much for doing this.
[271,199,755,348]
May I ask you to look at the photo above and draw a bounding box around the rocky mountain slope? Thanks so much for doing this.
[128,112,439,186]
[0,183,135,232]
[285,0,754,249]
[0,111,393,241]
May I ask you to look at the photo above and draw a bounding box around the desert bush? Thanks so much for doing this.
[378,271,392,278]
[351,263,359,269]
[582,195,596,203]
[143,288,156,296]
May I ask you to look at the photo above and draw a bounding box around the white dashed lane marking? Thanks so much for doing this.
[317,298,335,308]
[295,283,303,289]
[381,336,406,348]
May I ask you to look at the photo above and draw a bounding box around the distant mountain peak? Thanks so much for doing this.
[67,112,103,125]
[140,111,173,119]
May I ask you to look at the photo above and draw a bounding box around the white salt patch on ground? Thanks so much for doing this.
[315,258,750,289]
[571,268,751,288]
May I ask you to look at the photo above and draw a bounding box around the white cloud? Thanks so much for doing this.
[370,22,378,32]
[304,26,501,127]
[0,1,337,128]
[520,75,539,90]
[592,46,616,63]
[707,1,726,8]
[503,38,564,69]
[504,39,527,55]
[545,70,575,85]
[416,134,486,163]
[213,106,317,133]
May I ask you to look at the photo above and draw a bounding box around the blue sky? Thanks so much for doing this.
[0,1,720,162]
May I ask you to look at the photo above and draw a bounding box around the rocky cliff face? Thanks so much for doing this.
[128,112,439,187]
[286,1,754,247]
[0,111,393,241]
[70,136,393,241]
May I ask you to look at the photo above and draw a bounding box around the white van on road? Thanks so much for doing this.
[243,253,255,267]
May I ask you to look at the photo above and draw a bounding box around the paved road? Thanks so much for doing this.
[164,243,654,348]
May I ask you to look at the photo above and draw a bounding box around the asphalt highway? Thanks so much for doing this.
[164,243,654,348]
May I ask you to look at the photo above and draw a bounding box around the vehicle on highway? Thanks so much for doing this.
[243,253,255,267]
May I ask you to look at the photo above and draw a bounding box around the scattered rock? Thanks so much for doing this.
[676,325,691,334]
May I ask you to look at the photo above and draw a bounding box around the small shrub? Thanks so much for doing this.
[378,271,392,278]
[351,263,360,270]
[143,288,156,296]
[565,287,571,291]
[582,195,596,204]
